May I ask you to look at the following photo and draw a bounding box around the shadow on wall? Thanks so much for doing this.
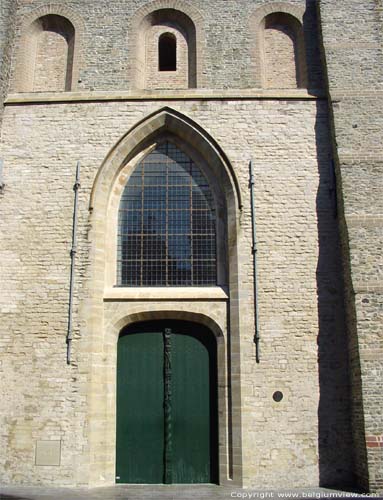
[303,1,325,94]
[314,99,355,489]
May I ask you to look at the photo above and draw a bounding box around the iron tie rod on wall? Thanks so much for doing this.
[0,158,5,193]
[67,161,81,365]
[249,160,260,363]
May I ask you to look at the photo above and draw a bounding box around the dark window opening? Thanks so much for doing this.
[117,141,217,286]
[159,33,177,71]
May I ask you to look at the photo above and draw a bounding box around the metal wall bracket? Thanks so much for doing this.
[67,161,81,365]
[0,159,5,193]
[249,160,260,363]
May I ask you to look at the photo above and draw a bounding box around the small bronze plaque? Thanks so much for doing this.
[35,440,61,466]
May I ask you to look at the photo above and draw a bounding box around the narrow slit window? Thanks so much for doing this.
[159,33,177,71]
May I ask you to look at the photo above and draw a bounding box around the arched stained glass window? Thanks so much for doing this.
[117,141,217,286]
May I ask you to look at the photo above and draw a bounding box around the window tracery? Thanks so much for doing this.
[117,141,217,286]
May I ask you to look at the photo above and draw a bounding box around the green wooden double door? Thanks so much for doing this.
[116,320,218,484]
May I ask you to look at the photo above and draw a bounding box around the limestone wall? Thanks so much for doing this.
[1,0,379,492]
[0,95,350,487]
[319,0,383,493]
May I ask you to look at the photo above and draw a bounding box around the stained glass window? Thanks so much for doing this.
[117,141,217,286]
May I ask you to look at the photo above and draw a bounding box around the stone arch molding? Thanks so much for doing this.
[89,303,229,485]
[90,107,242,213]
[128,0,206,88]
[251,2,305,25]
[130,0,205,28]
[249,2,307,88]
[112,310,225,341]
[90,107,241,292]
[13,3,85,92]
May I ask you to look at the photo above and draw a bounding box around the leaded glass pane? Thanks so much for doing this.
[117,141,217,286]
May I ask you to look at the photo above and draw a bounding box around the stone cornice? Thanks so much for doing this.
[104,286,229,301]
[5,88,324,104]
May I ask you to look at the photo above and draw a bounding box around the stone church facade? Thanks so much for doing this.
[0,0,382,493]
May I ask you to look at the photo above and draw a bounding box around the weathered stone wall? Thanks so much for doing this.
[0,0,15,129]
[8,0,323,92]
[0,0,11,89]
[2,0,379,492]
[319,0,383,493]
[34,32,66,92]
[0,95,351,488]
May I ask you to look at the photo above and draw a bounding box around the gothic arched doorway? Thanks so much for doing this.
[116,320,219,484]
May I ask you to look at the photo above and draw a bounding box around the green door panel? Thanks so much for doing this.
[116,320,218,484]
[172,328,212,483]
[116,331,164,483]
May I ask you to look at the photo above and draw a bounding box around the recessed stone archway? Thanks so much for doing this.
[86,304,231,486]
[85,107,244,487]
[128,0,206,89]
[249,1,307,88]
[12,3,84,92]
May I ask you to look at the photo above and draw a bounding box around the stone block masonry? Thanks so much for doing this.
[319,0,383,493]
[0,0,16,128]
[0,95,351,489]
[7,0,323,93]
[0,0,381,494]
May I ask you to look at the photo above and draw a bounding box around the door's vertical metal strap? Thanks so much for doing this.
[163,328,172,484]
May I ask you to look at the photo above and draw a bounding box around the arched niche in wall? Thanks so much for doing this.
[262,12,306,89]
[132,7,199,90]
[249,2,307,89]
[14,5,83,93]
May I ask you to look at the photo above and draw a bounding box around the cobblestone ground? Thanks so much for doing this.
[0,486,380,500]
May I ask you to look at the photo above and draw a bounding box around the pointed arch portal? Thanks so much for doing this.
[87,108,243,487]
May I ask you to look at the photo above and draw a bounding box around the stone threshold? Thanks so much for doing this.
[104,286,229,301]
[5,88,325,104]
[0,485,373,500]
